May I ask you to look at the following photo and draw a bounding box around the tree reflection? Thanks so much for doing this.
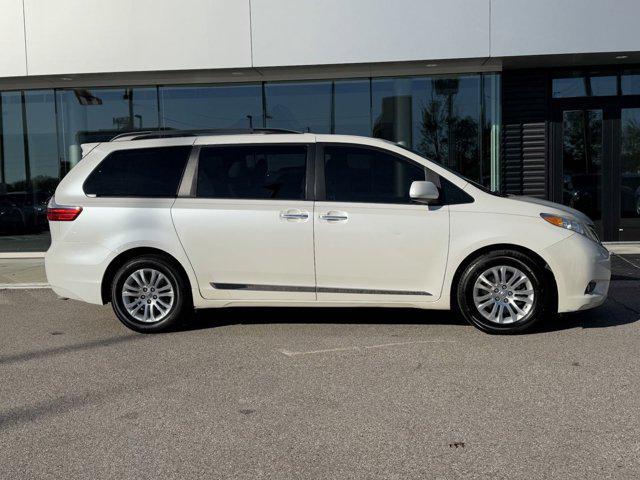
[561,110,602,220]
[373,77,481,181]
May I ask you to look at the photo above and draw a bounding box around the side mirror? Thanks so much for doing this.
[410,181,439,204]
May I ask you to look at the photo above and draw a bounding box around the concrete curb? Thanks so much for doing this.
[0,282,50,290]
[603,242,640,254]
[0,252,46,259]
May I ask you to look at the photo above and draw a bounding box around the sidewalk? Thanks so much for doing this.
[0,258,48,288]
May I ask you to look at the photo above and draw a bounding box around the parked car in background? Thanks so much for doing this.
[45,130,611,334]
[0,191,50,235]
[0,195,25,233]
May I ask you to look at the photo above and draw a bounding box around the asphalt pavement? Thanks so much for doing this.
[0,255,639,479]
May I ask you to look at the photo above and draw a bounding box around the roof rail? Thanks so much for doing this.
[109,128,302,142]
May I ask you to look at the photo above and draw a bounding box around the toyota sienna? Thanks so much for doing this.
[45,130,611,334]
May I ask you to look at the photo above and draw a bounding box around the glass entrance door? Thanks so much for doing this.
[620,108,640,240]
[551,70,640,241]
[554,101,640,241]
[561,109,604,237]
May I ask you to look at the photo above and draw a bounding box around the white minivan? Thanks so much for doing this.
[45,130,611,334]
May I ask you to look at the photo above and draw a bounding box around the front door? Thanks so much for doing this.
[552,82,640,241]
[313,144,450,303]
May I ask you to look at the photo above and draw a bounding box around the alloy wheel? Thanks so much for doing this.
[472,265,535,324]
[121,268,175,323]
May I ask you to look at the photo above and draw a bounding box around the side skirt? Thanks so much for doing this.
[211,282,431,296]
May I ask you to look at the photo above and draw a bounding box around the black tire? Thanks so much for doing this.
[456,250,553,334]
[110,254,191,333]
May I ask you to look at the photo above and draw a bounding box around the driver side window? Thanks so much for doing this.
[322,145,426,204]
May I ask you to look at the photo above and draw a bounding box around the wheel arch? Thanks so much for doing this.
[101,246,193,305]
[448,243,558,312]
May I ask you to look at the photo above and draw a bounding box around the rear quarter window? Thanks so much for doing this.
[83,146,191,197]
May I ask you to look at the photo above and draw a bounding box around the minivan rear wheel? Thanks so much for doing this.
[111,255,189,333]
[456,250,551,334]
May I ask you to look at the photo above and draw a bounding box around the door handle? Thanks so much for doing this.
[280,209,309,221]
[320,211,348,222]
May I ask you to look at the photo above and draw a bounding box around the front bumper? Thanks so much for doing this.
[542,233,611,313]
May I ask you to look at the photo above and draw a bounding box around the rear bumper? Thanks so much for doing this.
[542,234,611,313]
[45,242,112,305]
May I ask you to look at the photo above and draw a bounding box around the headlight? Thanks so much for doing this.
[540,213,599,242]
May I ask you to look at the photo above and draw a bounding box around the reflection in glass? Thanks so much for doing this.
[589,76,617,96]
[561,109,603,234]
[264,81,332,133]
[483,74,501,189]
[0,91,57,251]
[553,75,617,98]
[621,72,640,95]
[0,72,501,251]
[424,76,481,181]
[1,92,26,189]
[620,108,640,240]
[372,75,482,182]
[333,79,371,136]
[372,77,424,149]
[160,84,263,130]
[25,90,59,198]
[553,77,587,98]
[56,87,159,171]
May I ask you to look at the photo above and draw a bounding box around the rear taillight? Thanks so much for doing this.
[47,198,82,222]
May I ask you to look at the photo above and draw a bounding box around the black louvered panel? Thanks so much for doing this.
[521,122,547,197]
[501,70,549,198]
[502,124,524,194]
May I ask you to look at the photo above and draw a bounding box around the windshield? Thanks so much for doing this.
[390,141,506,197]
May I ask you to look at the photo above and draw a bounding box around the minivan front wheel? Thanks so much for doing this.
[456,250,551,334]
[111,255,189,333]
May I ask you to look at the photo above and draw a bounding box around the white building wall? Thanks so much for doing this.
[0,0,639,79]
[250,0,490,67]
[491,0,640,57]
[0,0,27,77]
[22,0,252,76]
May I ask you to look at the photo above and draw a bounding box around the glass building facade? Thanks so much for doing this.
[0,72,500,252]
[549,68,640,241]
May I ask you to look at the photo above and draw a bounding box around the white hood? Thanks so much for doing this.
[509,195,593,225]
